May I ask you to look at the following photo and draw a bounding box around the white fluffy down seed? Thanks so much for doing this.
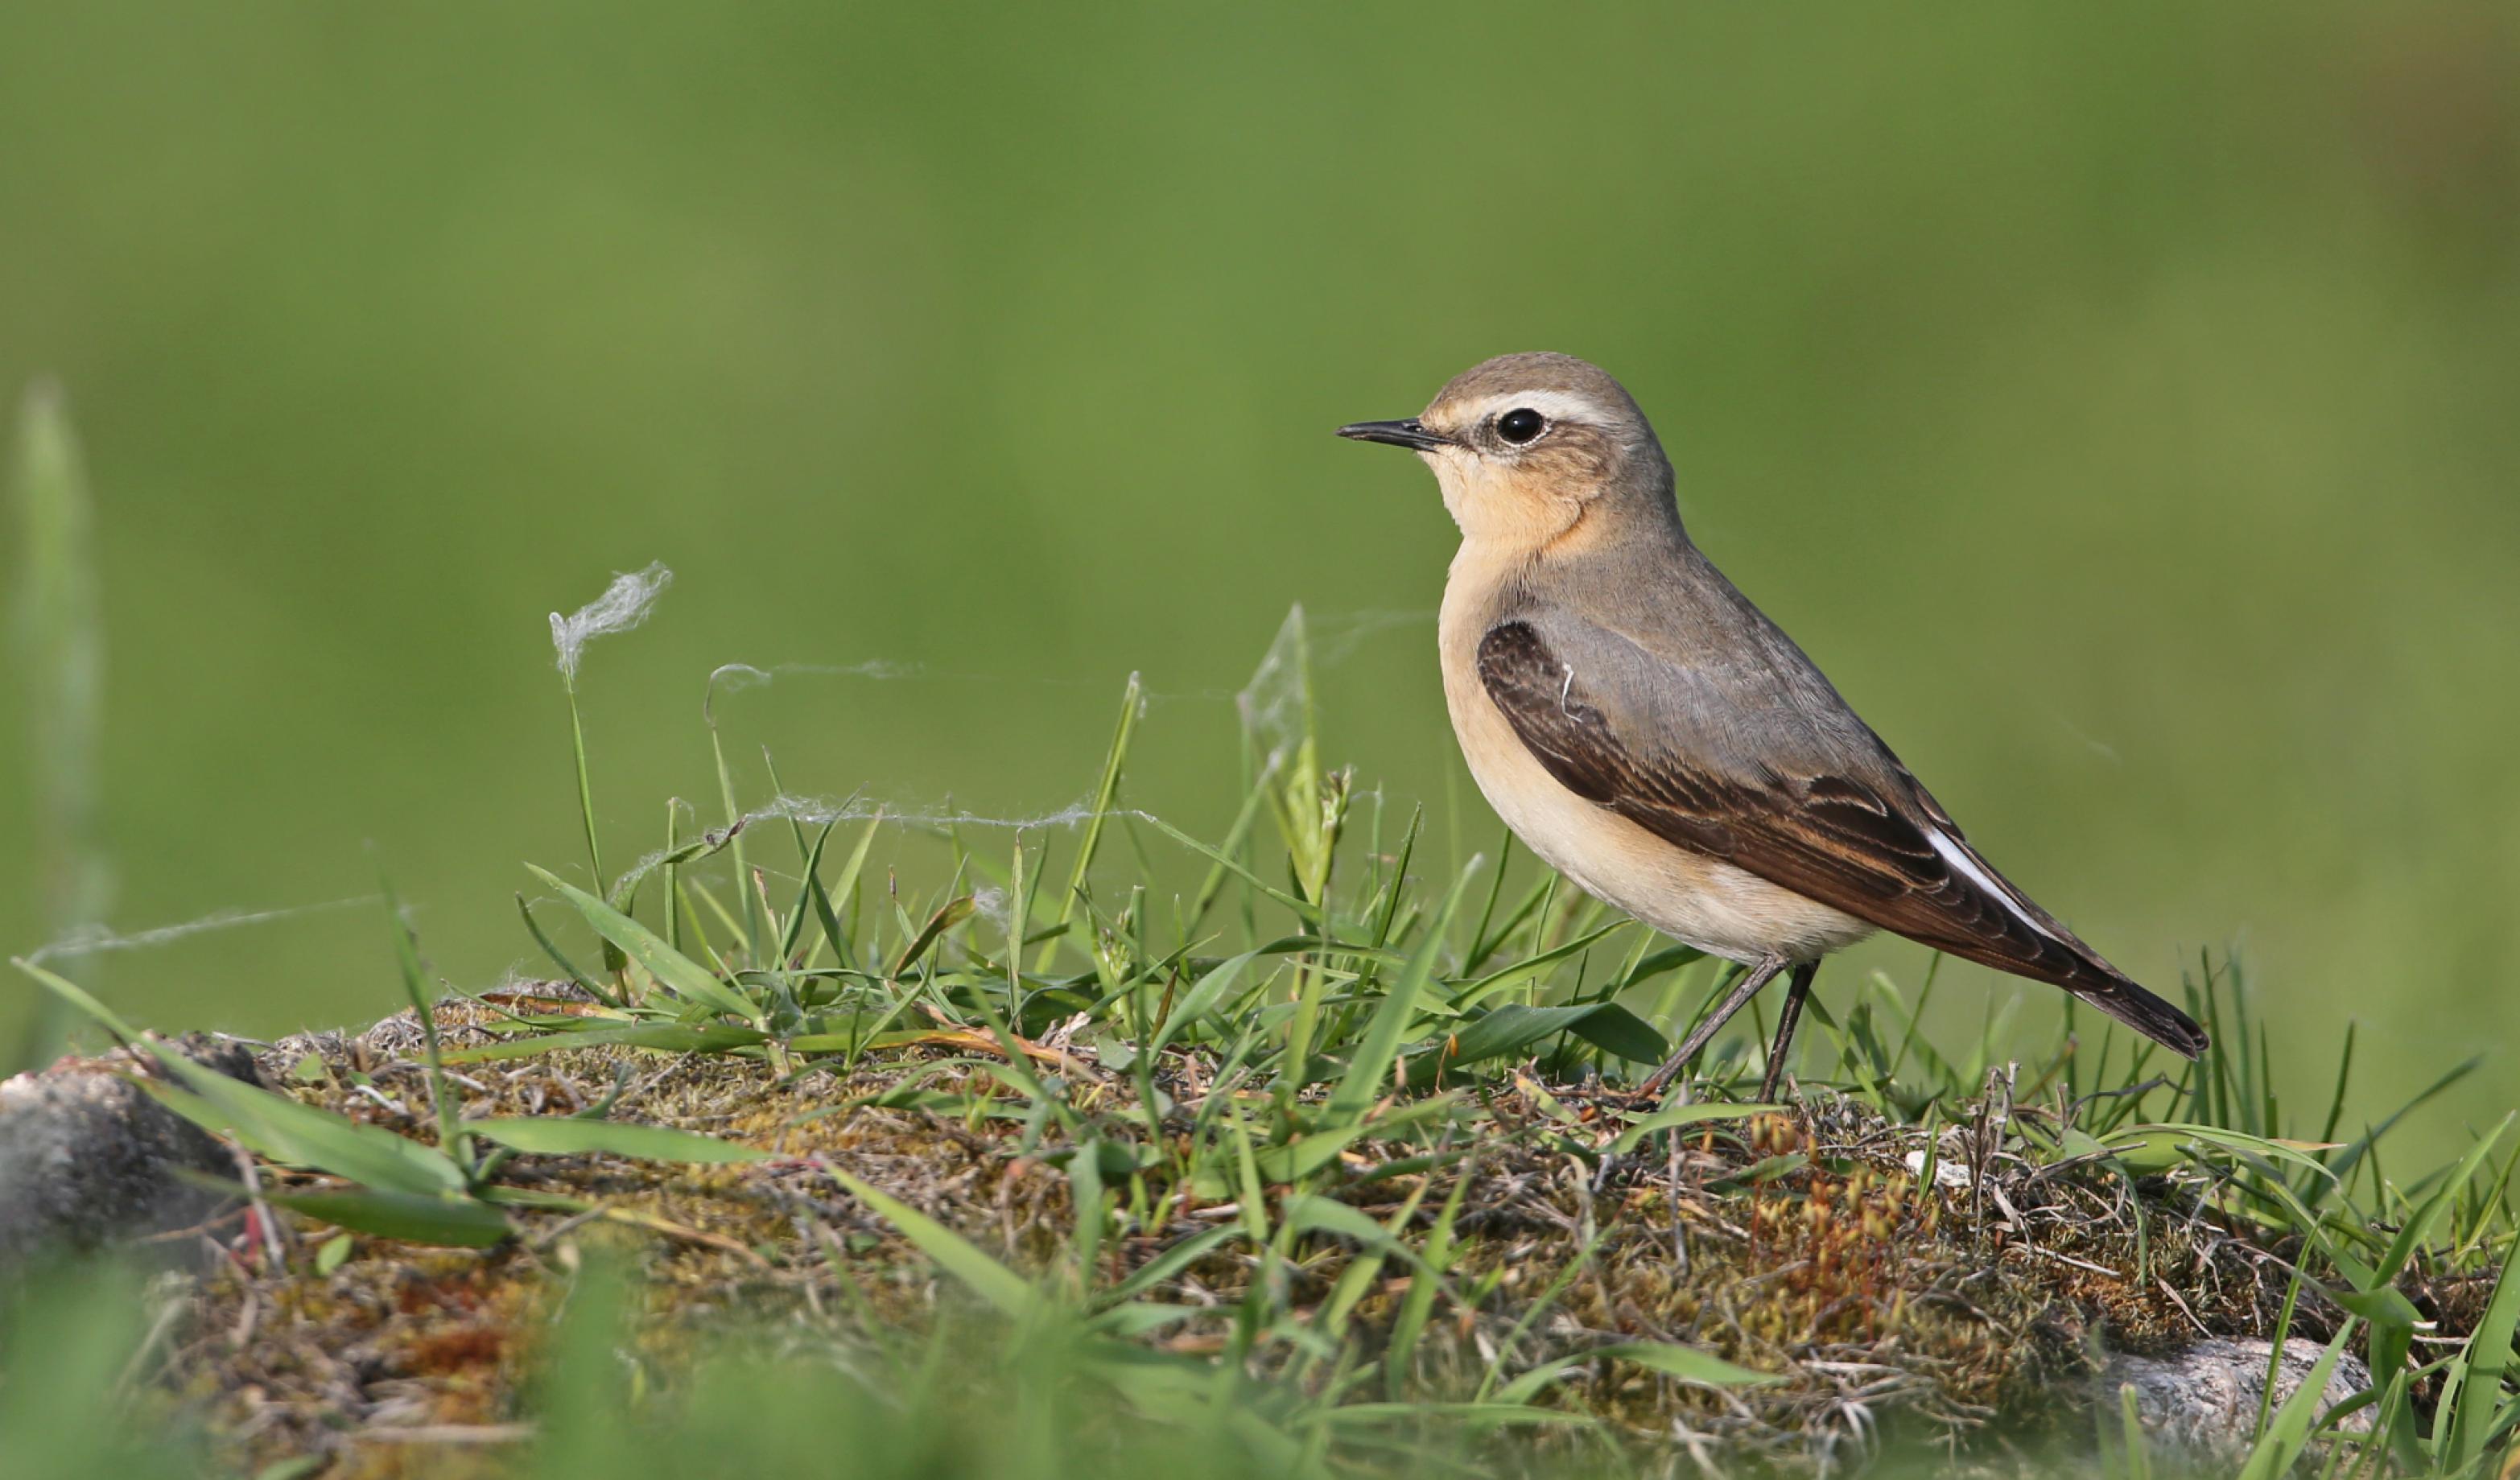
[549,562,673,681]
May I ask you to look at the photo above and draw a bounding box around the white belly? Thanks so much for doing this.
[1440,625,1874,965]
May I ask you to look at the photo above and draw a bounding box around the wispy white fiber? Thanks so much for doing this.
[711,660,922,690]
[606,793,1159,897]
[703,660,922,720]
[695,608,1430,719]
[24,895,382,967]
[1234,604,1433,770]
[751,792,1155,834]
[1236,604,1309,767]
[549,563,673,681]
[1312,608,1433,666]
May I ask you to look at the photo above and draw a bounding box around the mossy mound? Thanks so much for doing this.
[131,996,2365,1478]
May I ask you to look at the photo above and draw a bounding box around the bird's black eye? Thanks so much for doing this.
[1495,407,1547,445]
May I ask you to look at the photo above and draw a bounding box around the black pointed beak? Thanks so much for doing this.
[1335,418,1451,452]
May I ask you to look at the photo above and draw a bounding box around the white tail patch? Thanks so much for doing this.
[1926,828,2059,942]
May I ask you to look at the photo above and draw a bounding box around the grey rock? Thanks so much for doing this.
[0,1035,260,1274]
[2100,1337,2373,1454]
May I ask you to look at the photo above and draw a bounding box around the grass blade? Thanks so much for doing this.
[377,867,467,1175]
[2451,1226,2520,1467]
[12,955,140,1042]
[206,1178,511,1249]
[526,864,761,1025]
[1607,1101,1774,1156]
[464,1117,769,1165]
[1593,1341,1776,1386]
[2234,1319,2356,1480]
[824,1165,1039,1320]
[1448,921,1627,1013]
[2,962,451,1222]
[1327,861,1476,1122]
[515,893,618,1006]
[1149,948,1271,1053]
[1140,810,1322,929]
[807,811,885,965]
[1037,673,1140,971]
[891,895,978,979]
[777,819,838,963]
[139,1066,466,1198]
[1403,1002,1665,1089]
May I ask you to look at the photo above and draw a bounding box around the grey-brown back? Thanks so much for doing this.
[1474,517,2208,1058]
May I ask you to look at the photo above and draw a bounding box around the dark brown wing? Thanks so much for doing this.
[1478,620,2205,1057]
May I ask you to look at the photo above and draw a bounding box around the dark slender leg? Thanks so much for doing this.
[1639,955,1788,1099]
[1757,961,1820,1102]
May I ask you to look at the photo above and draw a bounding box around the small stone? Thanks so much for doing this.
[1902,1148,1972,1188]
[2099,1337,2372,1453]
[0,1035,260,1275]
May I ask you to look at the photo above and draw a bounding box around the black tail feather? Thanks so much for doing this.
[2064,968,2209,1059]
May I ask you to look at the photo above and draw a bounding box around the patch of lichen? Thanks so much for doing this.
[159,1007,2328,1477]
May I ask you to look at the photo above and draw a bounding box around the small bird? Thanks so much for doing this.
[1337,352,2205,1101]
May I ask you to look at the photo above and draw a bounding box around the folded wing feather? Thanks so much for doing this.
[1475,616,2206,1058]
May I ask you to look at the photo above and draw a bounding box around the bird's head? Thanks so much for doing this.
[1337,352,1675,550]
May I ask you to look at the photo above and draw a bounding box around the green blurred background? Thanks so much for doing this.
[2,4,2514,1150]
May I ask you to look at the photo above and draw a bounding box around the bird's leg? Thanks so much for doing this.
[1639,955,1788,1099]
[1756,961,1820,1102]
